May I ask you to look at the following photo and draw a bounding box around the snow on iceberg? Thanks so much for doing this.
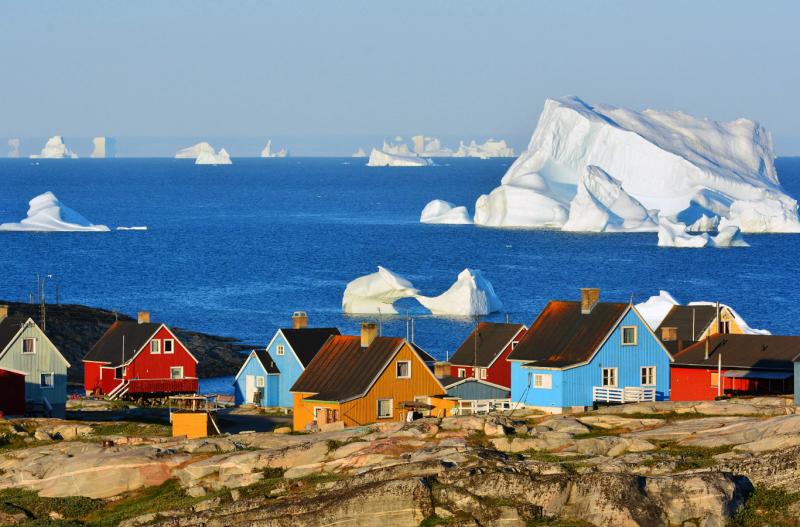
[420,200,472,225]
[453,139,515,159]
[7,138,20,158]
[417,269,503,316]
[634,290,679,329]
[0,192,109,232]
[367,147,432,167]
[352,148,367,158]
[473,96,800,234]
[342,266,420,314]
[261,139,288,158]
[175,142,215,159]
[196,148,232,165]
[30,136,78,159]
[657,216,749,248]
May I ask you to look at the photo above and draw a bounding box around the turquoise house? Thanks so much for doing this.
[233,349,280,407]
[508,289,673,413]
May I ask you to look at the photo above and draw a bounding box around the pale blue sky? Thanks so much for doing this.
[2,1,799,154]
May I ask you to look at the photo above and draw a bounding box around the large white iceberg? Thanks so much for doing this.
[7,138,20,158]
[453,139,515,159]
[342,266,420,314]
[30,136,78,159]
[175,142,215,159]
[417,269,503,316]
[367,143,432,167]
[0,192,109,232]
[261,139,288,158]
[657,216,749,248]
[352,148,367,158]
[636,291,769,335]
[195,148,232,165]
[473,96,800,234]
[420,200,472,224]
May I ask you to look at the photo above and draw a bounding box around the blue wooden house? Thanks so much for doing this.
[508,289,673,413]
[233,349,281,407]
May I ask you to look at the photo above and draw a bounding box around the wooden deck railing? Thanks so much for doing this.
[592,386,655,403]
[127,378,198,395]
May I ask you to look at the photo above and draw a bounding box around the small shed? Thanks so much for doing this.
[233,349,280,407]
[169,395,220,439]
[0,368,25,416]
[441,376,510,400]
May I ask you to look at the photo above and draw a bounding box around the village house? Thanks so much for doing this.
[290,323,453,431]
[436,376,511,414]
[0,305,69,418]
[444,321,526,388]
[264,312,340,407]
[83,311,198,400]
[233,348,281,407]
[508,289,673,413]
[671,334,798,401]
[656,303,749,355]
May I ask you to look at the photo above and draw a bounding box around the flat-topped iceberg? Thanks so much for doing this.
[342,266,419,314]
[30,136,78,159]
[453,139,515,159]
[7,138,20,158]
[196,148,232,165]
[473,96,800,235]
[417,269,503,316]
[420,200,472,224]
[0,192,109,232]
[175,142,215,159]
[636,291,769,334]
[261,139,288,158]
[367,144,432,167]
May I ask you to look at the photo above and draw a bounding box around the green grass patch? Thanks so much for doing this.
[729,487,800,527]
[648,441,732,471]
[573,425,625,439]
[419,515,450,526]
[0,487,101,523]
[89,421,170,438]
[235,468,286,500]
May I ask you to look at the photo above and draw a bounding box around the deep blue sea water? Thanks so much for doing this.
[1,157,799,395]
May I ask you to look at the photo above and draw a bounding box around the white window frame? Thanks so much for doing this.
[479,368,488,380]
[150,340,161,354]
[40,372,54,389]
[457,368,466,378]
[256,376,265,388]
[641,366,656,386]
[511,340,519,350]
[720,320,731,334]
[163,339,174,354]
[396,360,411,379]
[170,366,184,379]
[533,373,552,389]
[22,338,36,354]
[602,367,618,387]
[621,326,638,346]
[377,398,393,419]
[276,344,285,356]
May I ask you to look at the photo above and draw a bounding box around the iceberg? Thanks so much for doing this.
[261,139,288,158]
[412,135,454,157]
[117,226,148,231]
[657,216,749,248]
[30,136,78,159]
[367,146,432,167]
[473,96,800,234]
[352,148,367,158]
[420,200,472,224]
[91,137,115,158]
[175,142,216,159]
[417,269,503,316]
[453,139,515,159]
[342,266,420,314]
[0,192,109,232]
[7,138,20,158]
[195,148,232,165]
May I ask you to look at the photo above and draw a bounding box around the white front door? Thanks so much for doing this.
[245,375,255,403]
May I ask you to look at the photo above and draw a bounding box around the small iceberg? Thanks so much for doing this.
[30,136,78,159]
[175,142,215,159]
[342,266,419,314]
[0,192,109,232]
[196,147,232,165]
[352,148,367,158]
[91,136,115,158]
[7,138,20,158]
[417,269,502,316]
[420,200,472,224]
[261,139,288,158]
[452,139,515,159]
[657,217,749,248]
[412,136,454,157]
[367,140,432,167]
[116,226,148,231]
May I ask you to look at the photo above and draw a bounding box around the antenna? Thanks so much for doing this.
[692,307,696,341]
[406,313,410,341]
[411,317,415,344]
[377,308,382,336]
[505,313,509,324]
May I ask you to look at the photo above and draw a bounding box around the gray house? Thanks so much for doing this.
[0,306,70,417]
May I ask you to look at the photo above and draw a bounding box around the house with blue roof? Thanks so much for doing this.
[508,289,673,413]
[233,348,281,407]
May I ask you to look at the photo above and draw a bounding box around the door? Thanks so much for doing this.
[245,375,255,404]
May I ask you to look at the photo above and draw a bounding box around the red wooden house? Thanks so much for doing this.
[83,312,198,399]
[446,322,526,389]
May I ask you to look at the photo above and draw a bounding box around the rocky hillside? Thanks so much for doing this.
[2,397,800,526]
[1,301,258,384]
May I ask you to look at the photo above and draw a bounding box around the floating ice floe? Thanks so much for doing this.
[175,142,215,159]
[0,192,109,232]
[657,217,749,248]
[7,138,20,158]
[471,96,800,237]
[417,269,503,316]
[196,148,232,165]
[420,200,472,224]
[367,145,432,167]
[261,139,288,158]
[636,291,769,334]
[30,136,78,159]
[342,266,420,314]
[116,226,148,231]
[351,148,367,158]
[453,139,515,159]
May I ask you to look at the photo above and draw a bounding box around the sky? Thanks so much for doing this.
[2,0,800,155]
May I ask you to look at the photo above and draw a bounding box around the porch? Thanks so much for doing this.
[592,386,655,404]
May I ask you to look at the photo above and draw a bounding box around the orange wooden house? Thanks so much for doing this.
[290,323,454,431]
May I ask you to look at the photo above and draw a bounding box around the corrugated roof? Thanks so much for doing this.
[281,328,340,367]
[254,348,280,374]
[290,335,404,402]
[508,301,629,367]
[83,321,162,366]
[0,316,29,352]
[672,334,800,370]
[656,305,717,342]
[449,322,524,368]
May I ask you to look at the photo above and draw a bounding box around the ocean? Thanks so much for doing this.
[1,156,799,395]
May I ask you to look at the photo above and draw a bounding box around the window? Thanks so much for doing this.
[150,340,161,354]
[533,373,552,389]
[256,376,265,388]
[710,372,720,388]
[114,367,124,380]
[170,366,184,379]
[457,368,466,378]
[377,398,393,418]
[479,368,488,380]
[641,366,656,386]
[621,326,638,346]
[720,320,731,334]
[163,339,174,354]
[22,338,36,354]
[602,368,618,387]
[396,360,411,379]
[276,344,285,356]
[40,373,53,388]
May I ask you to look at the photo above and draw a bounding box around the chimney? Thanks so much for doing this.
[137,311,151,324]
[580,288,600,314]
[292,311,308,329]
[0,305,7,323]
[661,327,678,342]
[361,322,378,348]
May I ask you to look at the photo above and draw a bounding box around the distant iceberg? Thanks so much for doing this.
[175,142,215,159]
[420,200,472,224]
[91,137,115,158]
[342,266,419,314]
[657,216,749,248]
[261,139,288,158]
[116,226,148,231]
[453,139,515,159]
[412,136,454,157]
[30,136,78,159]
[367,141,432,167]
[352,148,367,158]
[7,138,20,158]
[417,269,503,316]
[196,148,232,165]
[0,192,109,232]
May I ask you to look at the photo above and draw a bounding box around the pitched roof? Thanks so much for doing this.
[0,316,29,352]
[672,334,800,370]
[253,349,280,374]
[656,305,717,342]
[410,342,436,364]
[508,301,629,367]
[449,322,525,368]
[290,335,405,402]
[280,328,340,367]
[83,321,163,366]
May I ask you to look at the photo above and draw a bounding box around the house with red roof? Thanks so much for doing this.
[446,322,526,388]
